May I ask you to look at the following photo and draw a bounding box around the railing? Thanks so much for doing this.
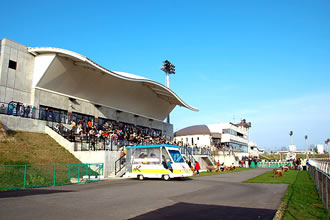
[180,146,217,166]
[180,146,211,156]
[0,101,70,124]
[0,101,39,119]
[47,120,168,151]
[115,155,126,176]
[180,146,197,165]
[0,163,104,191]
[309,159,330,211]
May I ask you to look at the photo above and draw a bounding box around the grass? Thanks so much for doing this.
[245,170,329,220]
[0,130,80,165]
[260,154,329,161]
[193,168,250,177]
[0,130,89,190]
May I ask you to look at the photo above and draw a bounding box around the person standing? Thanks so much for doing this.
[187,160,192,169]
[195,161,200,175]
[302,158,307,171]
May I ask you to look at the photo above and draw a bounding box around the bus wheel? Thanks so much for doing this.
[163,175,170,181]
[138,175,144,180]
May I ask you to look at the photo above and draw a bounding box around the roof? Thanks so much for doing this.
[174,125,211,136]
[126,144,179,149]
[174,125,222,138]
[27,47,198,121]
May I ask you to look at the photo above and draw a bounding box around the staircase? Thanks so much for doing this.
[180,146,217,170]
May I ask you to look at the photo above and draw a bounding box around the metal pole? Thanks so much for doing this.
[326,176,328,211]
[98,164,100,180]
[78,166,80,184]
[86,164,89,179]
[24,165,27,188]
[53,165,56,186]
[305,137,308,159]
[165,72,170,124]
[68,164,71,180]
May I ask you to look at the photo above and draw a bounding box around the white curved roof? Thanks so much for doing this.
[28,47,198,121]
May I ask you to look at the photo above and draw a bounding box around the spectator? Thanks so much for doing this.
[195,161,200,175]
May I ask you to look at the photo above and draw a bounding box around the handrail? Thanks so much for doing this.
[115,154,126,176]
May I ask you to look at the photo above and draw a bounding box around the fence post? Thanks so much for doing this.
[86,164,89,179]
[321,173,324,205]
[326,175,328,211]
[68,164,71,180]
[78,166,80,184]
[102,163,104,177]
[53,165,56,186]
[24,165,27,188]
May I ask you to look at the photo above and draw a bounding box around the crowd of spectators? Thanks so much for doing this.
[62,119,172,149]
[0,101,37,118]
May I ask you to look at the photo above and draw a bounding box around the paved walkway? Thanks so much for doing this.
[0,168,288,220]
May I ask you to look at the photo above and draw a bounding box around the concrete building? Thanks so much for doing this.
[248,141,259,158]
[0,38,198,137]
[173,125,221,147]
[316,144,324,154]
[289,145,297,152]
[174,119,252,166]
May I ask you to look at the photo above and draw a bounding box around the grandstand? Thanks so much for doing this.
[0,38,198,177]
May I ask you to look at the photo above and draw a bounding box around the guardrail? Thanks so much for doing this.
[309,159,330,211]
[0,163,104,191]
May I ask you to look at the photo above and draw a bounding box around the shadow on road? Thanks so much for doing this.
[130,202,276,220]
[0,189,74,198]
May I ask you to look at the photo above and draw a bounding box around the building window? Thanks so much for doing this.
[8,60,17,70]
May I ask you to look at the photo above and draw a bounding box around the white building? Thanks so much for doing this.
[174,125,221,147]
[316,144,324,154]
[248,141,259,158]
[174,119,252,165]
[289,145,296,152]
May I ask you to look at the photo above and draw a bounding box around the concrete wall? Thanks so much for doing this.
[174,134,211,147]
[213,152,238,166]
[0,39,34,104]
[0,114,46,133]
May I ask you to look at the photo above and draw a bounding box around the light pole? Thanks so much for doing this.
[289,131,294,149]
[161,60,175,124]
[305,135,308,159]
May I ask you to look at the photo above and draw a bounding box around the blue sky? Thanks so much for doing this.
[1,0,330,151]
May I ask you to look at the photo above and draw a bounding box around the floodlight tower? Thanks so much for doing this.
[289,131,294,151]
[161,60,176,123]
[305,135,308,159]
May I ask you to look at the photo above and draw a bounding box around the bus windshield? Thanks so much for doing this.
[168,150,184,163]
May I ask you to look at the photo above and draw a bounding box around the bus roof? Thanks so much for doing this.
[126,144,179,149]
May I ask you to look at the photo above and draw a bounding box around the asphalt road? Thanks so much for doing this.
[0,168,288,220]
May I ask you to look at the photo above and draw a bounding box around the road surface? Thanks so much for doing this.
[0,168,287,219]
